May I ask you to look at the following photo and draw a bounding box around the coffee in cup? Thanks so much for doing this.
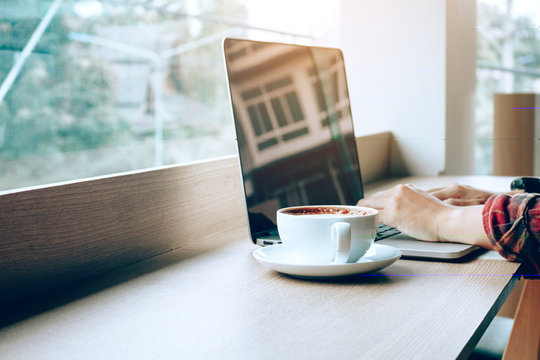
[277,205,378,264]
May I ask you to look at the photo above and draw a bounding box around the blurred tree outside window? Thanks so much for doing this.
[0,0,339,191]
[5,1,537,190]
[476,0,540,174]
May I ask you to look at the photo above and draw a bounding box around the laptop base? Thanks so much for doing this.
[376,237,479,259]
[255,232,479,260]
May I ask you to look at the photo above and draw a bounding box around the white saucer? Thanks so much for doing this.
[253,244,402,278]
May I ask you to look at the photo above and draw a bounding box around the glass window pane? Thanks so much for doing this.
[282,127,309,141]
[331,71,339,103]
[264,76,292,92]
[285,91,304,122]
[257,137,278,151]
[475,0,540,174]
[257,102,273,132]
[0,0,341,192]
[312,81,326,112]
[247,105,262,136]
[270,97,288,127]
[242,87,262,101]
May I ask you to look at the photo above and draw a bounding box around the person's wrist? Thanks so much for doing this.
[436,205,478,244]
[437,205,491,248]
[435,205,457,242]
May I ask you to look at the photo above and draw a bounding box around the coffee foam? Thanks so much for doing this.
[282,207,368,216]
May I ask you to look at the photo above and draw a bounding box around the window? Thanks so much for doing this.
[476,0,540,174]
[239,74,309,151]
[309,57,350,130]
[0,0,340,191]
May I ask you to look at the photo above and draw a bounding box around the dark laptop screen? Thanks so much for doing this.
[223,38,364,242]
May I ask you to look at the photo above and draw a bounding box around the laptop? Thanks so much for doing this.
[223,38,478,259]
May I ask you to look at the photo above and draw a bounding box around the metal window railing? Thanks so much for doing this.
[477,61,540,77]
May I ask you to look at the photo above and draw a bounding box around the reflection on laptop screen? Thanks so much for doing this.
[224,38,364,242]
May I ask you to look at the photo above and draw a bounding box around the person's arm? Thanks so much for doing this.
[438,205,491,248]
[482,193,540,275]
[358,184,540,274]
[357,184,492,248]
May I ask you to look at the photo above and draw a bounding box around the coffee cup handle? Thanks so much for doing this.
[332,222,351,264]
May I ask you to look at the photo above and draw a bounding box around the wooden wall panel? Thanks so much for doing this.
[0,157,247,305]
[0,134,392,305]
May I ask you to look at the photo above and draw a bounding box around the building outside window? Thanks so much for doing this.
[225,39,361,219]
[241,74,308,152]
[309,55,351,130]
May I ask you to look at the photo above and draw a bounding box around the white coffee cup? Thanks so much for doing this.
[277,205,378,264]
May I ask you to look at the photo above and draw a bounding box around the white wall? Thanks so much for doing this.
[445,0,476,175]
[339,0,447,176]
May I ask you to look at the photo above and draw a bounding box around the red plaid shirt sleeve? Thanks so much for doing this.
[482,193,540,276]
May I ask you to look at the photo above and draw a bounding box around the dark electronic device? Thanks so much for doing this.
[223,38,479,259]
[511,177,540,193]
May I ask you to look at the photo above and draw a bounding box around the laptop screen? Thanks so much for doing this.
[223,38,364,242]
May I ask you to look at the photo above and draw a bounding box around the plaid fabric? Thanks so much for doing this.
[482,193,540,277]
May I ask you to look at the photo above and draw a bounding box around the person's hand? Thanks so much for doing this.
[357,184,450,242]
[357,183,491,248]
[426,183,494,206]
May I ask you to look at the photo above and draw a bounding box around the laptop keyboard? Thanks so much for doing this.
[375,224,401,241]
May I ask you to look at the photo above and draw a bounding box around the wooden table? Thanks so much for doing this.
[0,176,523,359]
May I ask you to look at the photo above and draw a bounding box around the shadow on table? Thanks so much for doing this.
[274,263,415,285]
[0,247,207,328]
